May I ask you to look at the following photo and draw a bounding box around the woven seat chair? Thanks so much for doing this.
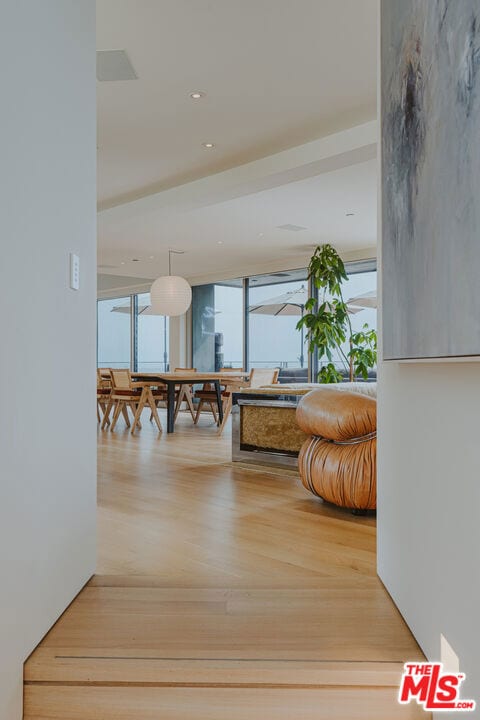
[148,368,197,423]
[194,368,279,434]
[103,369,163,434]
[97,368,112,426]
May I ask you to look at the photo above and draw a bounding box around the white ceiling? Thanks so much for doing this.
[96,1,378,284]
[98,157,377,283]
[97,0,377,209]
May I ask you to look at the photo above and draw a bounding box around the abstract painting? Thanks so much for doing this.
[382,0,480,359]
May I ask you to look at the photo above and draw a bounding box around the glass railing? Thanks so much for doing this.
[97,361,130,369]
[97,361,170,371]
[136,362,170,372]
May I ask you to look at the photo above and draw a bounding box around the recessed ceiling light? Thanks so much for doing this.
[202,142,215,149]
[217,241,224,245]
[131,258,139,262]
[189,90,206,100]
[346,212,355,217]
[258,232,264,238]
[149,255,155,259]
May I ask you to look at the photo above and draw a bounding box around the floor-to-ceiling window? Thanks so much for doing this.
[97,294,169,371]
[343,264,377,339]
[192,280,243,371]
[136,292,169,371]
[97,297,131,369]
[312,259,377,379]
[247,269,308,380]
[214,282,243,368]
[189,261,377,382]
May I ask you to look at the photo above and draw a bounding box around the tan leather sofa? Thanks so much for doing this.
[296,386,377,512]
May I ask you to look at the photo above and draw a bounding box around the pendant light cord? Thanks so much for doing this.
[168,249,184,276]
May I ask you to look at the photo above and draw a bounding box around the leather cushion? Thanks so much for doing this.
[296,387,376,441]
[298,436,376,510]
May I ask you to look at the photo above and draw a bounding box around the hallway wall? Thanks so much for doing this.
[377,0,480,707]
[0,2,96,717]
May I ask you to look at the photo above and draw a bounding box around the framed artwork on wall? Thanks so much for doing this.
[381,0,480,360]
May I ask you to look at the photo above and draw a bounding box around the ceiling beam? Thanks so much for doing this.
[98,121,377,227]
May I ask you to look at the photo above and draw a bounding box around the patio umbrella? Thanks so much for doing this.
[111,301,155,315]
[248,286,362,369]
[346,290,377,309]
[248,286,311,368]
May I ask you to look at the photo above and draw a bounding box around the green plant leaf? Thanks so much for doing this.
[297,244,377,381]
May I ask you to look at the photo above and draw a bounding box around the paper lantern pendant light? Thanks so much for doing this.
[150,250,192,317]
[150,275,192,316]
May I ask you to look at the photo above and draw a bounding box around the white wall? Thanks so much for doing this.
[378,363,480,704]
[377,3,480,709]
[0,2,96,718]
[169,314,189,370]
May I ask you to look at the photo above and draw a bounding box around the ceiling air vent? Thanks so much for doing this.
[276,224,307,232]
[97,50,138,82]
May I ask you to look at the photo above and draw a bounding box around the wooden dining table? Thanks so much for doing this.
[131,371,250,433]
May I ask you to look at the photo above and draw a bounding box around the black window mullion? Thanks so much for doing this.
[243,278,249,371]
[131,294,138,372]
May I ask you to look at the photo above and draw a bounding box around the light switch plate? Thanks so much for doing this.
[70,253,80,290]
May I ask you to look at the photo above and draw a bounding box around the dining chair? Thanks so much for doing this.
[97,368,112,426]
[216,367,280,435]
[97,368,130,430]
[246,367,280,388]
[103,369,162,434]
[149,368,197,423]
[192,368,238,426]
[194,368,260,432]
[173,368,197,421]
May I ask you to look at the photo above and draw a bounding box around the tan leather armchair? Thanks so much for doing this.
[296,387,376,512]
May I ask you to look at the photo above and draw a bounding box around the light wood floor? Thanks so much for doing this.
[24,410,427,719]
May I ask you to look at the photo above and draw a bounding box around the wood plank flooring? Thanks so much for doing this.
[24,410,427,719]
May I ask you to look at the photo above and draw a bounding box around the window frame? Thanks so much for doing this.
[96,294,169,372]
[189,260,377,382]
[96,294,134,370]
[310,258,377,380]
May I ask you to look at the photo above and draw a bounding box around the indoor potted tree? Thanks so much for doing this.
[296,244,377,382]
